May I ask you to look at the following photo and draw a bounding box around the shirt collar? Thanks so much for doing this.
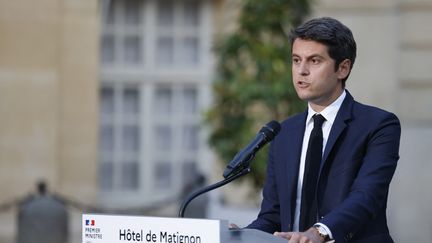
[306,90,346,125]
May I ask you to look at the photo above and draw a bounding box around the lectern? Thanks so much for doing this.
[222,228,286,243]
[82,214,286,243]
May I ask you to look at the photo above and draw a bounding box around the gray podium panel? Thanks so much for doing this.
[82,213,287,243]
[222,229,287,243]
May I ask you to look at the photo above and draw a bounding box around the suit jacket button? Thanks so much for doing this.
[344,233,353,241]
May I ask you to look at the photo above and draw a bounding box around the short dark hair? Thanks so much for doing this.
[290,17,357,86]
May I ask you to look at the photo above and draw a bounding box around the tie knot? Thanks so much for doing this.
[312,114,326,128]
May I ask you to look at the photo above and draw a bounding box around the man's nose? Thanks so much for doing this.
[298,62,309,76]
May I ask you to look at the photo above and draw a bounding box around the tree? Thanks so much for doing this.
[207,0,311,188]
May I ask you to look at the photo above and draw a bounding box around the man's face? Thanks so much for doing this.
[292,38,349,111]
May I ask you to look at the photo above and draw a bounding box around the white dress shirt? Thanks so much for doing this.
[292,90,347,238]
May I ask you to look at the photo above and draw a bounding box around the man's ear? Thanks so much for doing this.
[337,59,351,80]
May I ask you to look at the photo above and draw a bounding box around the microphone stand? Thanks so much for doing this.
[178,167,251,218]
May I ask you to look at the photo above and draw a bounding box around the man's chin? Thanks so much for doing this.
[297,93,315,102]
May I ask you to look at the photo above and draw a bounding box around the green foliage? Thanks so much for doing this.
[206,0,311,188]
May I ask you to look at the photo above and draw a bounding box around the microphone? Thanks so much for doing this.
[178,120,281,217]
[223,120,281,178]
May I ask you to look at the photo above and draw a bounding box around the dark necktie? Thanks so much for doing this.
[299,114,326,231]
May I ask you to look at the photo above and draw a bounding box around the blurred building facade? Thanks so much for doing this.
[0,0,100,242]
[0,0,431,242]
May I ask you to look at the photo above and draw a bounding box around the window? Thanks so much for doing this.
[151,84,200,190]
[99,84,141,191]
[99,0,212,206]
[101,0,144,66]
[155,0,201,66]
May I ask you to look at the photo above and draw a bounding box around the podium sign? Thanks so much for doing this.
[82,214,222,243]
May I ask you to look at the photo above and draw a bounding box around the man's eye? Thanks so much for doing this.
[311,58,321,64]
[292,58,300,64]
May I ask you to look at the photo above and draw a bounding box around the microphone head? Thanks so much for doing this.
[260,120,281,141]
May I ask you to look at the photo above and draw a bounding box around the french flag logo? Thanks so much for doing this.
[85,219,95,226]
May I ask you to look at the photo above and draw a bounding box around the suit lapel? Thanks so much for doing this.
[321,91,354,168]
[280,111,307,228]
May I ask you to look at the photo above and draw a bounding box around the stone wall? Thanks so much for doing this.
[0,0,99,241]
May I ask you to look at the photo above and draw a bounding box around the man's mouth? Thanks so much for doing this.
[297,81,310,88]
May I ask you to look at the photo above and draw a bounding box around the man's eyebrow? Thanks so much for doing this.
[307,54,325,59]
[291,53,325,59]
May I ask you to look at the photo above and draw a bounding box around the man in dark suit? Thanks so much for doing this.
[246,17,401,243]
